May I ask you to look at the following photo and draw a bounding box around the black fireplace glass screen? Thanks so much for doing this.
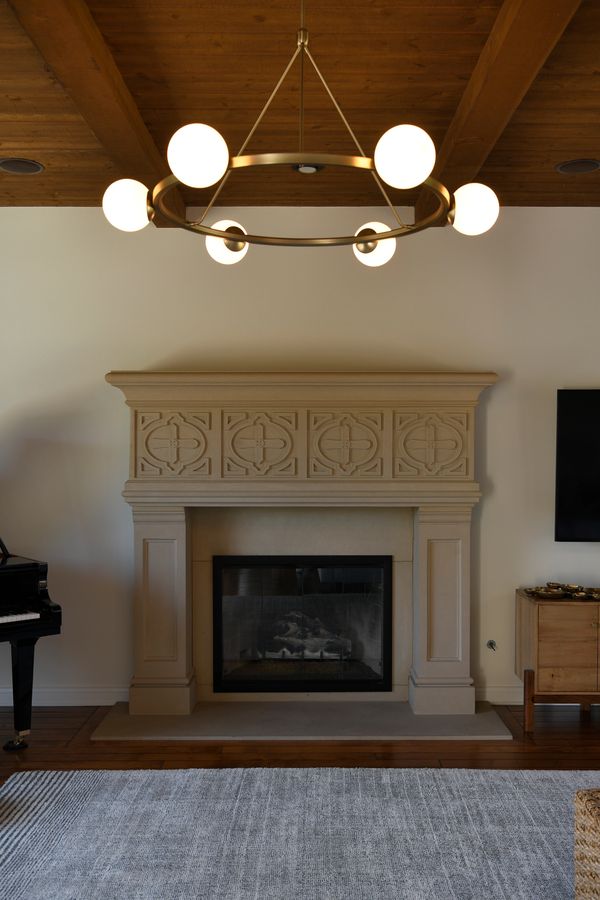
[213,556,392,692]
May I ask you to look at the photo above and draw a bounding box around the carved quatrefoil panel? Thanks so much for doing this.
[137,412,211,476]
[394,411,468,477]
[223,411,297,476]
[310,411,383,476]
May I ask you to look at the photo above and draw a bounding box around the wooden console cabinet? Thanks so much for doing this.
[515,589,600,732]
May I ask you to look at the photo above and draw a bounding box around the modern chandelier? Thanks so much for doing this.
[102,3,500,266]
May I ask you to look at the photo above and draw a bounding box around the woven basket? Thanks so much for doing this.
[575,789,600,898]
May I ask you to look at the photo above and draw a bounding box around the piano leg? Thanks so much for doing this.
[3,638,38,752]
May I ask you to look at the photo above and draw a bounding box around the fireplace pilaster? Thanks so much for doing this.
[409,504,474,714]
[130,504,196,714]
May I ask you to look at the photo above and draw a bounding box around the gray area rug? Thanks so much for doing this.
[1,767,597,900]
[92,700,512,741]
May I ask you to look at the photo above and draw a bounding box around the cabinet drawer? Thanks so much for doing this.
[538,605,598,665]
[537,666,597,692]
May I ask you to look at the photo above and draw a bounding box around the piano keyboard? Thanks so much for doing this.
[0,611,41,624]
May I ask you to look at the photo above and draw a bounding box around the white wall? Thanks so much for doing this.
[1,205,599,705]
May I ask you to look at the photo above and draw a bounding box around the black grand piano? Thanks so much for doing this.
[0,537,61,751]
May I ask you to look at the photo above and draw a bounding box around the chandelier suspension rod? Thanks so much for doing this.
[299,0,306,154]
[303,44,406,229]
[195,42,302,225]
[299,42,305,154]
[191,168,232,226]
[236,48,302,159]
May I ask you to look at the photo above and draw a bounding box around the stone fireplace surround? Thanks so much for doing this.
[106,371,497,716]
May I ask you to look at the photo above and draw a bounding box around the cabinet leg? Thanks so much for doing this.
[524,669,535,733]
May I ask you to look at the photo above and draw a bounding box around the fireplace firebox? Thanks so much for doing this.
[213,555,392,692]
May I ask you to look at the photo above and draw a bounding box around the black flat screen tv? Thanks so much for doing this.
[555,389,600,541]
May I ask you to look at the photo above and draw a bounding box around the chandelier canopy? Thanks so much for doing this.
[102,7,500,266]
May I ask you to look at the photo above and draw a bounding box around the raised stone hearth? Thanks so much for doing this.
[107,371,497,715]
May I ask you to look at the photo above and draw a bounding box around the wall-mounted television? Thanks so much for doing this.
[555,389,600,541]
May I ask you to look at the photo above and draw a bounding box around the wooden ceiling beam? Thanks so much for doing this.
[415,0,582,220]
[7,0,184,223]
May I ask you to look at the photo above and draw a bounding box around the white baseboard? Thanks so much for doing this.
[0,683,524,707]
[476,684,524,704]
[0,686,129,706]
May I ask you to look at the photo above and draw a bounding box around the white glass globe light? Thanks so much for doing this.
[452,183,500,235]
[102,179,149,232]
[374,124,436,190]
[205,220,249,265]
[353,222,396,267]
[167,124,229,188]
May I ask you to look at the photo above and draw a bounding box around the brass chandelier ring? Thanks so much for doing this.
[230,152,374,171]
[151,156,453,248]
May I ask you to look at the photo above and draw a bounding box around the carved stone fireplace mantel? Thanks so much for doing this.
[106,371,497,716]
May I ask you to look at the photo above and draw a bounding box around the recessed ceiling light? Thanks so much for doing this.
[555,158,600,175]
[0,157,45,175]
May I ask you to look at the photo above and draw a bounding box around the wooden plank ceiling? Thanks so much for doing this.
[1,0,598,209]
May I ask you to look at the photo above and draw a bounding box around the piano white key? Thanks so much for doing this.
[0,611,41,624]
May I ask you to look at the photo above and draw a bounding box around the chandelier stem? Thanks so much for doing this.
[303,45,406,228]
[299,47,305,154]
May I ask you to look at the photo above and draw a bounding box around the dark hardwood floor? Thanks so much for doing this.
[1,704,599,785]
